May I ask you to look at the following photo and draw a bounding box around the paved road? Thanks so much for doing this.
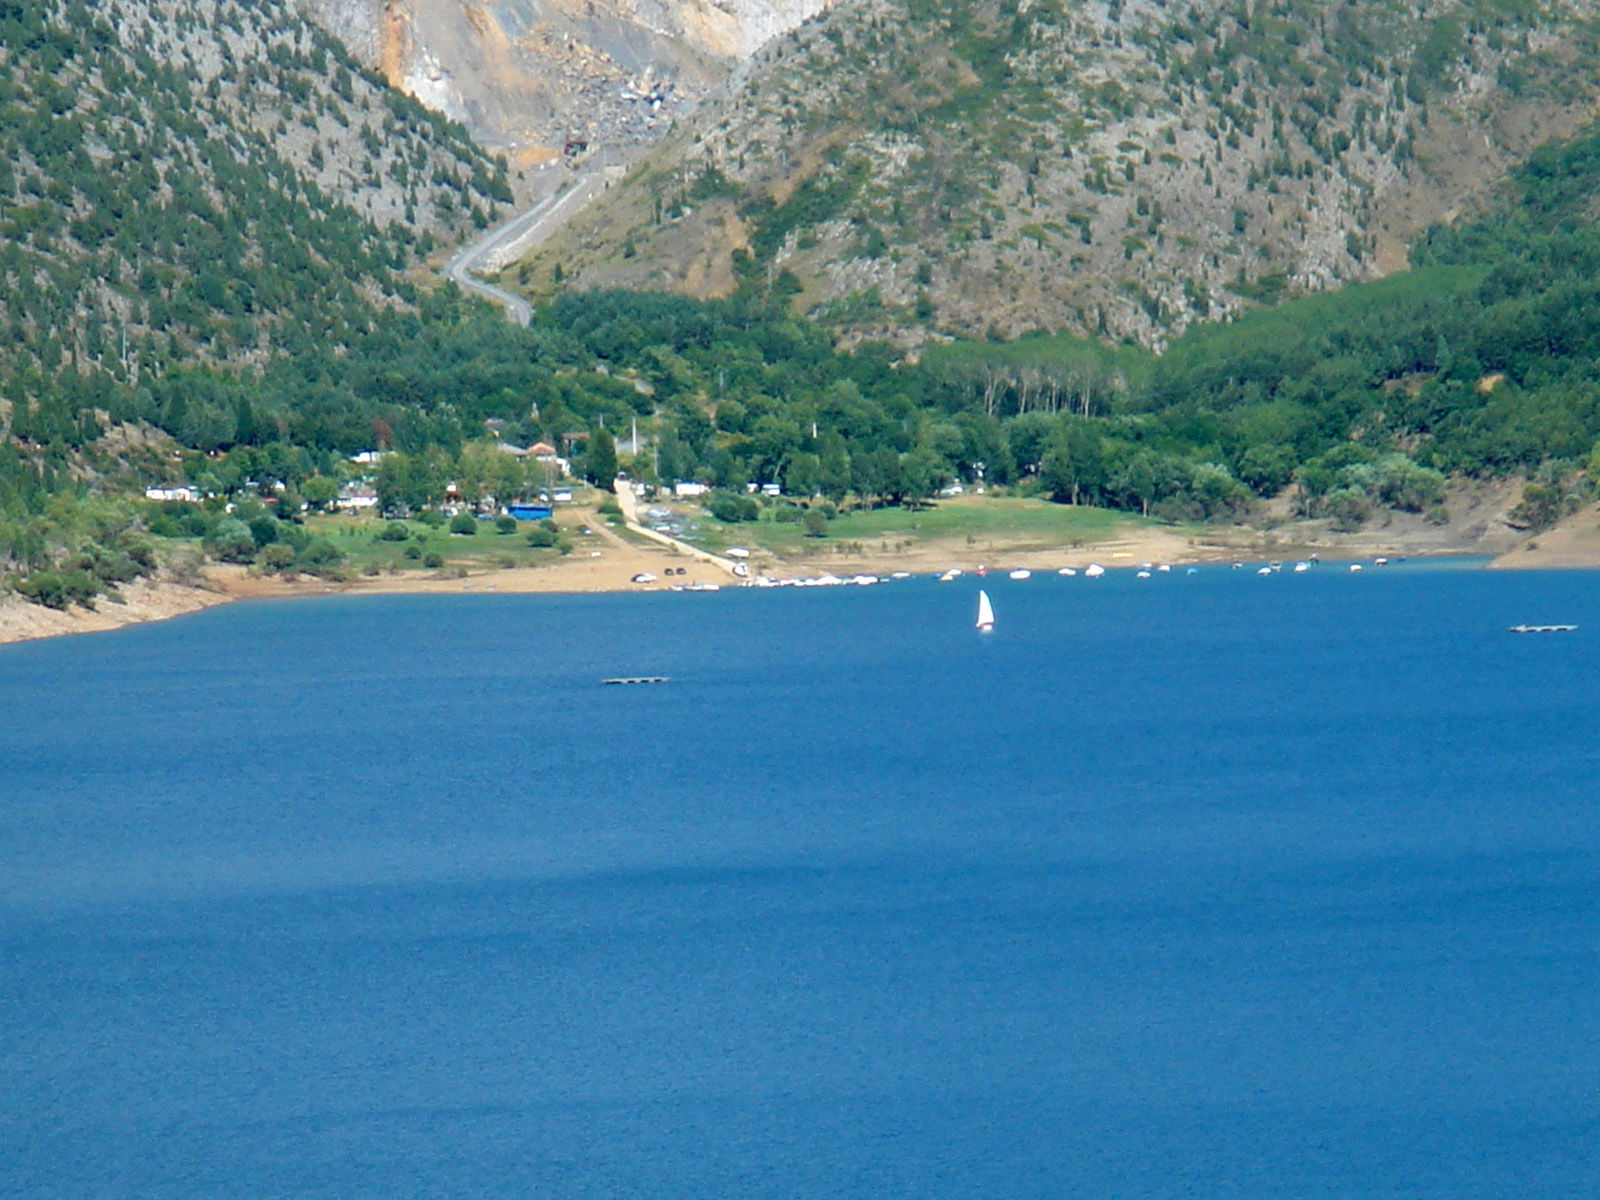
[613,482,742,578]
[442,171,608,326]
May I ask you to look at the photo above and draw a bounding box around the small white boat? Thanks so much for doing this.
[1136,570,1151,579]
[939,568,962,582]
[976,589,995,632]
[1157,564,1171,573]
[1058,567,1077,577]
[1257,566,1272,576]
[1293,561,1310,573]
[1008,568,1032,581]
[1350,564,1364,572]
[891,571,910,579]
[1374,557,1389,566]
[1084,563,1106,578]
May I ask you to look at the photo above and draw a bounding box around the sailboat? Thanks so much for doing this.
[976,589,995,632]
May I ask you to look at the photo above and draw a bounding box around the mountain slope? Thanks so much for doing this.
[0,0,510,393]
[514,0,1600,346]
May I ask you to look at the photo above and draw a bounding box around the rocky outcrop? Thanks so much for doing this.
[301,0,834,158]
[513,0,1600,348]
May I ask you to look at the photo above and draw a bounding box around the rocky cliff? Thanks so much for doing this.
[302,0,834,161]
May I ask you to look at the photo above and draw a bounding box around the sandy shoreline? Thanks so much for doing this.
[4,492,1595,647]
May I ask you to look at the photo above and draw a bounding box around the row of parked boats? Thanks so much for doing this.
[940,556,1401,581]
[657,555,1410,591]
[747,571,914,588]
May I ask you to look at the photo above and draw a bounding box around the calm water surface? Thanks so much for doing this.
[2,563,1598,1198]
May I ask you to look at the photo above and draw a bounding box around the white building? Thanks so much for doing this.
[338,483,379,512]
[144,485,200,503]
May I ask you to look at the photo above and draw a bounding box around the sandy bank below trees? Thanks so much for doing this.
[0,575,232,647]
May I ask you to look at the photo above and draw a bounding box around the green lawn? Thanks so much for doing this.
[303,513,586,573]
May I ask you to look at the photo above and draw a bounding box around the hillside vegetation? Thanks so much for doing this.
[0,0,509,390]
[517,0,1600,346]
[9,0,1600,610]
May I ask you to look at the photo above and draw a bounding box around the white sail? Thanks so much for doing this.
[976,589,995,631]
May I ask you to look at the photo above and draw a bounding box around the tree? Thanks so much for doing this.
[1373,454,1446,512]
[803,508,829,537]
[301,475,339,511]
[1040,423,1106,505]
[260,543,296,571]
[900,447,950,506]
[1189,462,1252,520]
[584,425,618,489]
[818,430,852,500]
[204,517,256,563]
[1236,444,1298,496]
[783,451,822,498]
[449,512,478,534]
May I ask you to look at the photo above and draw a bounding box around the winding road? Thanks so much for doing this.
[442,169,610,326]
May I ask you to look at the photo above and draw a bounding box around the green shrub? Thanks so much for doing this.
[297,537,343,568]
[260,543,296,571]
[449,512,478,535]
[203,517,257,563]
[422,551,444,568]
[494,515,518,534]
[378,521,411,541]
[708,491,760,522]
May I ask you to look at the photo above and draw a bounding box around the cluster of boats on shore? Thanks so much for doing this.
[707,556,1408,589]
[634,554,1412,591]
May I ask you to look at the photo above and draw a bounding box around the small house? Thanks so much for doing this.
[338,483,379,512]
[144,485,201,503]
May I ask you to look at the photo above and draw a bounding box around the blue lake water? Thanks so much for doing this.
[2,562,1598,1198]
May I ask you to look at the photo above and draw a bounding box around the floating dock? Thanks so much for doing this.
[1508,625,1577,634]
[602,676,671,685]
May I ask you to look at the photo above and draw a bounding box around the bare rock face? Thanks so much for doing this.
[301,0,832,159]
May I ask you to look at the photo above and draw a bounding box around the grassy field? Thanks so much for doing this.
[682,495,1151,558]
[300,512,592,575]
